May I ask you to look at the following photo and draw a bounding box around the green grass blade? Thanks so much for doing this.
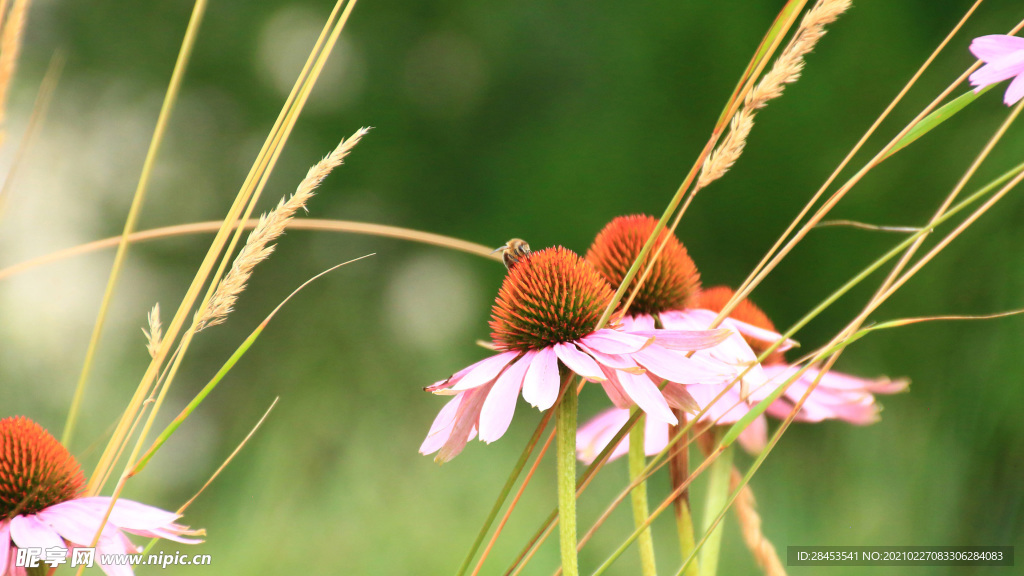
[883,85,994,161]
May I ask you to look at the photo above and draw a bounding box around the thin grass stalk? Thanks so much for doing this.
[80,3,356,561]
[720,12,1024,336]
[628,409,658,576]
[583,159,1024,576]
[131,255,373,475]
[0,48,63,221]
[594,1,808,329]
[866,83,1024,315]
[84,0,353,498]
[622,0,848,316]
[63,0,208,448]
[471,427,557,576]
[457,378,566,576]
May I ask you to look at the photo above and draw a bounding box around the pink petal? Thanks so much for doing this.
[628,328,731,351]
[449,351,519,391]
[0,522,9,572]
[1005,70,1024,104]
[615,369,677,425]
[36,501,121,549]
[9,516,64,550]
[622,314,656,331]
[94,538,136,576]
[424,362,476,393]
[438,386,489,462]
[581,329,652,354]
[970,35,1024,62]
[576,409,631,465]
[554,343,606,381]
[420,392,465,455]
[479,354,531,443]
[522,348,560,410]
[70,498,178,532]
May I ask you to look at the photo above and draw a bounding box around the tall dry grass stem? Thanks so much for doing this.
[0,0,29,147]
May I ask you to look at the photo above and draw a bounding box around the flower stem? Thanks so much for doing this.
[556,371,579,576]
[629,408,658,576]
[669,413,699,576]
[699,431,733,576]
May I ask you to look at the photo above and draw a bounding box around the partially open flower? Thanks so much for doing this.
[969,35,1024,106]
[420,246,730,463]
[0,417,203,576]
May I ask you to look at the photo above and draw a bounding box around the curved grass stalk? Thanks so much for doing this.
[0,219,498,282]
[63,0,208,449]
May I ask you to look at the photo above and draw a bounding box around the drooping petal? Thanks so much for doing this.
[970,34,1024,61]
[522,347,560,410]
[580,329,652,354]
[449,351,520,391]
[615,369,677,425]
[420,392,465,455]
[662,382,699,413]
[554,343,606,381]
[598,365,634,409]
[437,386,489,462]
[9,515,64,550]
[424,362,476,393]
[479,354,532,443]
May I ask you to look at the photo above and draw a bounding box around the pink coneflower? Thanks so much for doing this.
[969,35,1024,105]
[579,286,907,463]
[420,246,732,463]
[0,417,202,576]
[585,215,791,407]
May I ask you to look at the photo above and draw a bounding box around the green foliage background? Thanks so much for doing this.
[1,1,1021,574]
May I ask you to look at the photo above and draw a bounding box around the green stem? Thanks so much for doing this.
[557,374,579,576]
[629,409,658,576]
[698,435,733,576]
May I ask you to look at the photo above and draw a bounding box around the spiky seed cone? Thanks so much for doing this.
[585,215,701,316]
[0,416,85,517]
[490,247,615,351]
[697,286,784,365]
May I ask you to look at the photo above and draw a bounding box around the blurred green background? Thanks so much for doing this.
[0,0,1022,574]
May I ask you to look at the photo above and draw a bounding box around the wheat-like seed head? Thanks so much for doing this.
[731,468,787,576]
[697,0,852,191]
[195,126,371,331]
[142,303,163,358]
